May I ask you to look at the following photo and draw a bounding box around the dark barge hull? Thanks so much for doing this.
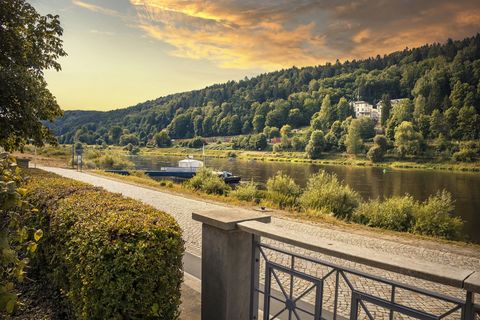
[105,170,240,183]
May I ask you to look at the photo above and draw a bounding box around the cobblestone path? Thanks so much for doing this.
[39,167,480,319]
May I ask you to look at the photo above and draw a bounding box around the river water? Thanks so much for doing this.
[130,155,480,243]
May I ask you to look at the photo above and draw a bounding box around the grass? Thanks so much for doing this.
[89,169,480,249]
[141,146,480,173]
[14,144,480,173]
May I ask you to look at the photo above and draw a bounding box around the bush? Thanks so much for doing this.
[231,181,263,202]
[25,170,184,319]
[367,145,384,162]
[94,154,134,170]
[352,195,416,231]
[300,171,361,219]
[187,168,230,195]
[266,172,301,209]
[412,190,463,240]
[373,135,388,151]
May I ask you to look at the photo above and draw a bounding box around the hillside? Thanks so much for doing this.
[50,34,480,145]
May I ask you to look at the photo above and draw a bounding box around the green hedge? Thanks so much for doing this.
[25,170,184,319]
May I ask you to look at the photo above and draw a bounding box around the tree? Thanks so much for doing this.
[367,146,384,162]
[251,133,267,150]
[368,135,388,162]
[429,110,446,138]
[314,95,336,131]
[280,124,292,137]
[345,119,363,155]
[287,108,303,127]
[119,134,139,146]
[305,130,325,159]
[268,127,280,138]
[154,131,172,147]
[357,117,376,140]
[373,135,388,151]
[337,97,354,120]
[0,0,67,151]
[380,94,391,126]
[456,106,478,140]
[394,121,423,158]
[110,126,123,145]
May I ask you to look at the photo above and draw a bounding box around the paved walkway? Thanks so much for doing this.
[38,167,480,319]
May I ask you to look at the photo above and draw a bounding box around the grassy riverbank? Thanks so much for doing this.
[141,146,480,173]
[90,169,478,247]
[14,144,480,173]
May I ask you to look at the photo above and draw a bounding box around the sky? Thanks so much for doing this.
[31,0,480,111]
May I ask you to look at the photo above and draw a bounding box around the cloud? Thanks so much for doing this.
[72,0,121,17]
[77,0,480,69]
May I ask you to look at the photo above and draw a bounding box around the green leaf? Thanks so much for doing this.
[151,303,159,315]
[6,297,16,314]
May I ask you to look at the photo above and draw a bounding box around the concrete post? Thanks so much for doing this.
[192,209,271,320]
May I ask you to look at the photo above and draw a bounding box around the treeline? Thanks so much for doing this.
[51,34,480,149]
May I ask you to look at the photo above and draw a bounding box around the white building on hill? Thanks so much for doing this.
[351,101,381,122]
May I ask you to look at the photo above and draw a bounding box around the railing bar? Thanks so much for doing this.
[292,308,301,320]
[438,305,462,319]
[271,269,289,299]
[359,300,375,320]
[295,306,315,316]
[322,268,336,281]
[268,260,324,283]
[333,271,339,320]
[259,243,465,305]
[269,294,286,304]
[290,256,295,300]
[339,270,354,291]
[270,306,287,320]
[389,285,395,320]
[263,264,272,320]
[258,246,268,261]
[358,292,438,320]
[293,283,316,303]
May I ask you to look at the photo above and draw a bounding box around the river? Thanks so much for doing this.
[130,155,480,243]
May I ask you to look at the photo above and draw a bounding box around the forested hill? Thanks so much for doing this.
[52,34,480,145]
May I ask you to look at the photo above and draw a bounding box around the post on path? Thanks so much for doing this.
[192,209,271,320]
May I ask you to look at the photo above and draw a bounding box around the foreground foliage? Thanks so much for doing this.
[0,0,66,151]
[25,170,184,319]
[0,153,42,315]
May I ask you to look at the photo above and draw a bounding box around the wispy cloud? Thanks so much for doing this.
[73,0,480,69]
[72,0,121,17]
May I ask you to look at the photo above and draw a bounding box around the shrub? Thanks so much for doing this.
[412,190,463,240]
[231,181,263,202]
[94,154,134,170]
[25,170,184,319]
[367,145,384,162]
[452,142,478,162]
[1,153,42,315]
[300,171,361,219]
[373,135,388,151]
[352,195,416,231]
[187,168,230,195]
[266,172,302,209]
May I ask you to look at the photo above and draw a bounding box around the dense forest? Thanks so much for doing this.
[50,34,480,155]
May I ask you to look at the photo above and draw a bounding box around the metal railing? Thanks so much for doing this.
[253,241,478,320]
[192,209,480,320]
[239,221,480,320]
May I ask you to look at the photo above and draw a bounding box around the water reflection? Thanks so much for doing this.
[130,155,480,243]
